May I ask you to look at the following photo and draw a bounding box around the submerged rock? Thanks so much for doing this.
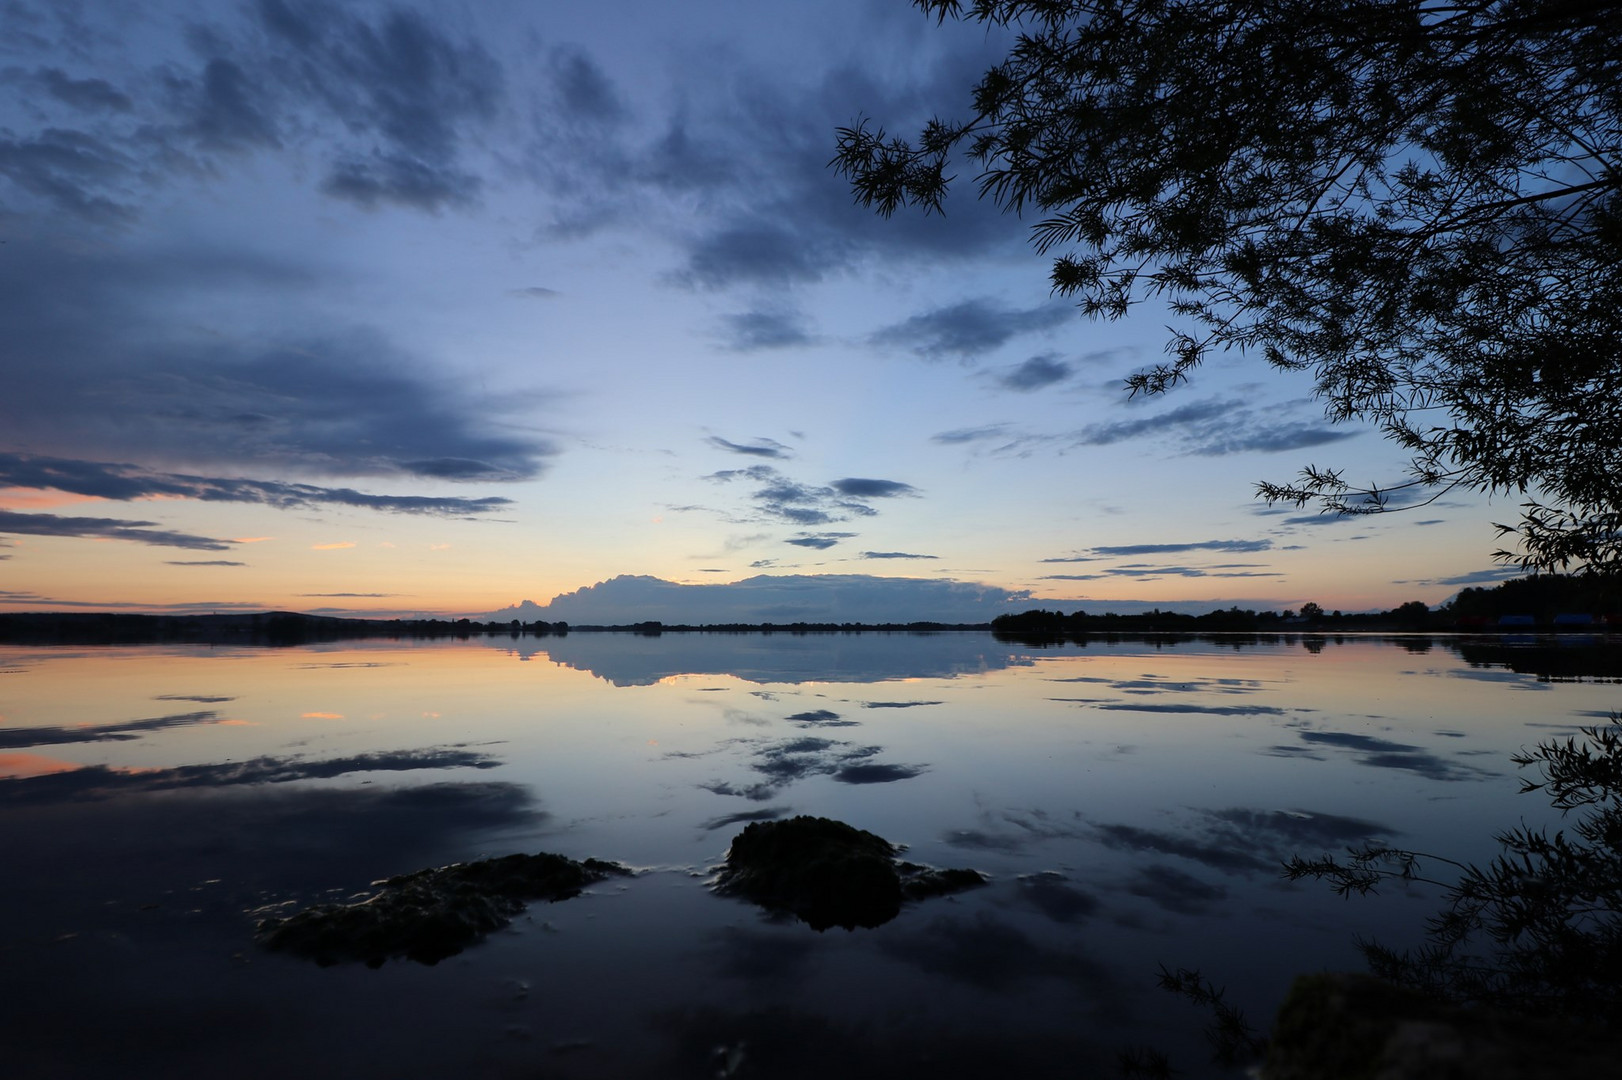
[255,852,630,966]
[713,815,986,931]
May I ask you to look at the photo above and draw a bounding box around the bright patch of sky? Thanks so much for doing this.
[0,0,1511,619]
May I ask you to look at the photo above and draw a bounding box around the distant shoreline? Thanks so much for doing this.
[0,608,1614,647]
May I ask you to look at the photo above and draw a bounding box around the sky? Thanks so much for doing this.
[0,0,1525,621]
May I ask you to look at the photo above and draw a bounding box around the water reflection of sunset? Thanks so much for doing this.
[0,632,1614,1078]
[0,752,81,778]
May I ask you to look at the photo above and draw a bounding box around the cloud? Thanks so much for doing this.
[540,38,1023,285]
[255,0,501,211]
[861,551,937,560]
[1402,567,1526,587]
[1071,397,1356,455]
[0,453,515,516]
[509,286,560,299]
[703,465,909,527]
[0,238,557,483]
[718,310,815,350]
[931,425,1012,445]
[707,437,793,459]
[17,66,134,112]
[544,45,626,123]
[165,560,246,567]
[1,2,502,221]
[0,510,233,551]
[870,299,1073,360]
[520,573,1033,625]
[174,57,281,152]
[322,151,479,211]
[786,533,855,550]
[999,353,1072,391]
[829,478,916,498]
[1090,540,1272,556]
[1087,563,1284,580]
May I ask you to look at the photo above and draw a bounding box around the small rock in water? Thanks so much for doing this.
[712,815,986,931]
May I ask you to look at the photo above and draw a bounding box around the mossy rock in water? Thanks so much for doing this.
[714,816,985,931]
[256,852,630,967]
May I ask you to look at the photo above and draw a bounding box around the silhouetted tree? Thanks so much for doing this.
[1390,599,1432,626]
[834,1,1622,573]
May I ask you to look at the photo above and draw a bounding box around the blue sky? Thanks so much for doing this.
[0,0,1521,620]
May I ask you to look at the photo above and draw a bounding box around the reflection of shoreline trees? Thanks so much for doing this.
[1144,722,1622,1077]
[1288,722,1622,1021]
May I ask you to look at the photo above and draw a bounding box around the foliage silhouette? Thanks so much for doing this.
[834,1,1622,572]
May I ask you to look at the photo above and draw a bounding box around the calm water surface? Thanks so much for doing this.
[1,632,1614,1078]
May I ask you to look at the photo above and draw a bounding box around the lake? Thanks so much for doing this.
[1,631,1614,1078]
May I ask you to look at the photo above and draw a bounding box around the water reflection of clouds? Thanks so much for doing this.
[1275,730,1499,782]
[1127,864,1228,915]
[786,709,861,728]
[1048,674,1270,695]
[700,736,926,801]
[1015,872,1101,924]
[947,805,1396,899]
[879,911,1118,997]
[859,700,945,709]
[292,661,403,669]
[1096,807,1399,917]
[1094,703,1291,716]
[706,924,816,981]
[700,807,788,832]
[0,709,223,748]
[1094,822,1275,874]
[0,746,502,804]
